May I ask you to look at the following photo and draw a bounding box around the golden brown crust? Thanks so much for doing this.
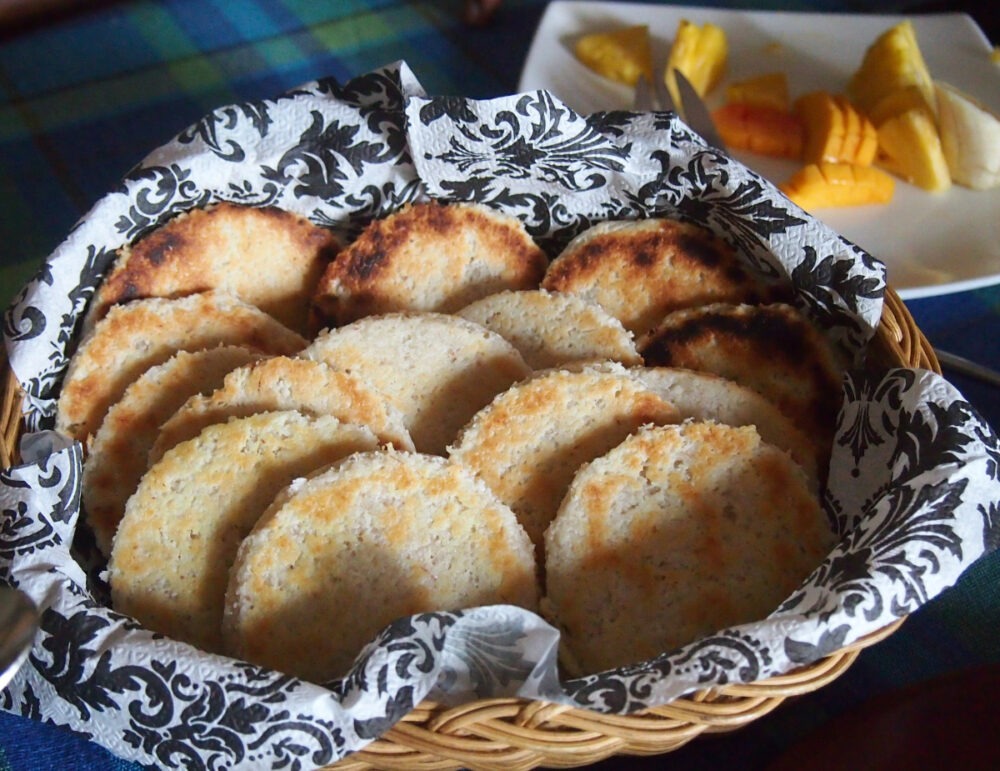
[311,201,547,328]
[108,411,380,654]
[625,364,820,490]
[83,346,266,556]
[223,450,538,682]
[544,422,834,674]
[301,312,531,455]
[448,365,679,557]
[87,203,340,335]
[639,302,843,463]
[541,219,783,337]
[456,289,641,370]
[149,356,415,462]
[55,291,306,445]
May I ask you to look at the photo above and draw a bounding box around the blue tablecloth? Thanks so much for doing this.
[2,2,998,769]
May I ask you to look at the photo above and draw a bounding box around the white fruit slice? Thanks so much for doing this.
[934,81,1000,190]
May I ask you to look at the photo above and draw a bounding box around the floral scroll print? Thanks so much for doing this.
[2,62,998,769]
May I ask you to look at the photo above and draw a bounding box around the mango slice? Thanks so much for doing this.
[781,162,896,209]
[712,102,804,159]
[795,91,878,166]
[725,72,790,112]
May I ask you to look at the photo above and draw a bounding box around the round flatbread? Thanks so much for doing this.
[626,365,819,489]
[301,312,530,455]
[541,218,779,337]
[544,422,834,675]
[84,202,339,335]
[108,410,380,654]
[223,450,538,683]
[310,200,547,328]
[83,345,265,555]
[456,288,641,370]
[148,355,414,464]
[55,291,306,444]
[639,302,844,463]
[448,364,679,554]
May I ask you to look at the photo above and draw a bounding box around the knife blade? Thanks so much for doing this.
[673,69,727,152]
[633,73,654,111]
[652,69,678,114]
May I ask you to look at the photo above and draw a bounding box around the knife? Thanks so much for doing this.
[935,348,1000,388]
[672,69,728,152]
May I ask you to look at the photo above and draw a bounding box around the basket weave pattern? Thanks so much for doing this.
[0,288,935,771]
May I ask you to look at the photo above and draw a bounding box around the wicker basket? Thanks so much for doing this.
[0,287,936,771]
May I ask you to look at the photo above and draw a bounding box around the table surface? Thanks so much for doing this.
[1,2,998,770]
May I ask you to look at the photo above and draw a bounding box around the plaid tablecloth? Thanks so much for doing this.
[2,1,998,769]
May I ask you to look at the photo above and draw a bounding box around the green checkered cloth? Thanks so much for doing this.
[0,0,553,309]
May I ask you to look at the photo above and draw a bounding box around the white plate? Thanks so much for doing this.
[518,1,1000,299]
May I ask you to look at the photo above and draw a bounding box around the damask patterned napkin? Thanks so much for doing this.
[2,62,998,770]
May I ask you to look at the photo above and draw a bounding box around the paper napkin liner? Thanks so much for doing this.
[2,62,998,770]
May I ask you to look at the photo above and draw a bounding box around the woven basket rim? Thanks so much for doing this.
[0,286,939,770]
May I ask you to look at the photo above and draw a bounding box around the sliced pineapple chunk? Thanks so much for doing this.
[664,19,727,109]
[574,25,653,87]
[865,84,930,127]
[876,107,952,192]
[848,20,935,124]
[935,81,1000,190]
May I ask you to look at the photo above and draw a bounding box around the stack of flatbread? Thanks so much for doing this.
[59,199,842,684]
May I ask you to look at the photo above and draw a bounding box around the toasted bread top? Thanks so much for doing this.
[223,449,538,682]
[149,355,414,462]
[639,302,843,461]
[301,312,530,455]
[83,345,265,555]
[448,364,679,555]
[86,203,339,335]
[544,422,834,674]
[108,410,380,654]
[541,219,778,337]
[456,288,641,370]
[55,291,306,444]
[311,201,547,328]
[625,365,820,490]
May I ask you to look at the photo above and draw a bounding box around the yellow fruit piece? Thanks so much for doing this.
[780,162,895,209]
[848,21,935,123]
[935,81,1000,189]
[876,107,952,192]
[795,91,878,166]
[665,19,727,109]
[575,25,653,86]
[865,84,929,126]
[725,72,790,111]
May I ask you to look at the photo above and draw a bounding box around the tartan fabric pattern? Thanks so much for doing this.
[0,0,548,307]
